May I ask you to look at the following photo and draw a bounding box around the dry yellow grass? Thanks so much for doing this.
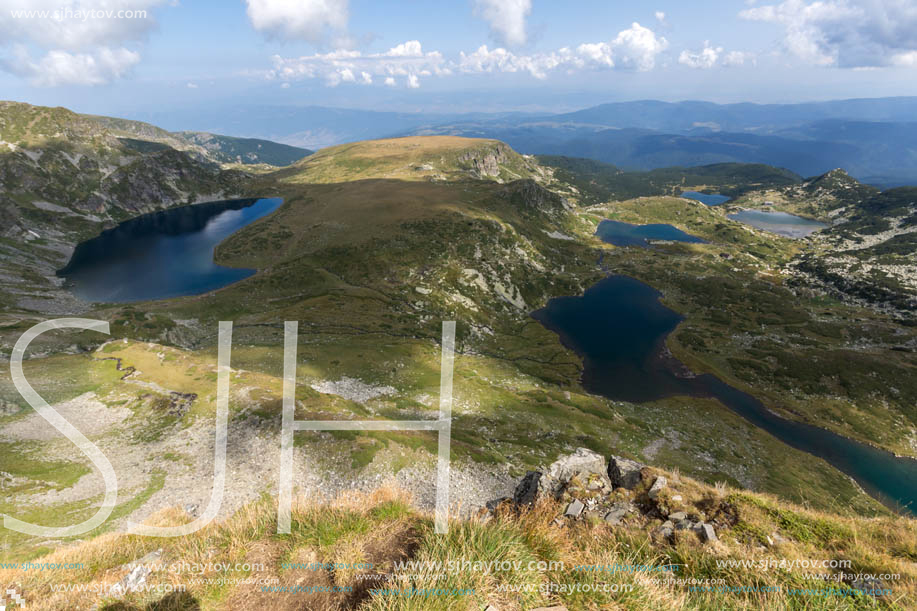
[3,470,913,610]
[275,136,508,184]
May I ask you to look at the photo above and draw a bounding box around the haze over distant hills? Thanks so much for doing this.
[133,97,917,188]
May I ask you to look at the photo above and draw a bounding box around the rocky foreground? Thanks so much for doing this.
[499,448,724,546]
[3,448,913,610]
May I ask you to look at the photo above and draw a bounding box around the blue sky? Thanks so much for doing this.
[1,0,916,118]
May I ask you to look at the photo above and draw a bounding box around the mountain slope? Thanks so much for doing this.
[176,131,312,166]
[2,115,914,595]
[86,111,312,166]
[732,170,916,311]
[0,101,252,313]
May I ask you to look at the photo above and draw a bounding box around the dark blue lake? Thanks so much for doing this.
[596,220,707,248]
[533,275,917,515]
[58,198,282,303]
[681,191,730,206]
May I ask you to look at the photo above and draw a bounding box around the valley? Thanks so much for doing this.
[1,102,915,609]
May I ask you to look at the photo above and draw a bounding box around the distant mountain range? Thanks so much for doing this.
[130,97,917,188]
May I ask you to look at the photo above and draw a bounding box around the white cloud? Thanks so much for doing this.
[740,0,917,68]
[473,0,531,47]
[268,23,669,89]
[678,42,723,69]
[186,81,198,88]
[245,0,348,43]
[723,50,755,66]
[576,42,614,68]
[609,22,669,71]
[891,50,917,67]
[4,46,140,86]
[387,40,422,56]
[458,45,558,79]
[0,0,163,50]
[268,39,447,88]
[0,0,163,85]
[655,11,666,22]
[457,22,667,77]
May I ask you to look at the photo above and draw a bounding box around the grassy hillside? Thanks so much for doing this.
[275,136,544,184]
[2,460,912,610]
[177,132,312,166]
[537,156,801,204]
[2,124,916,610]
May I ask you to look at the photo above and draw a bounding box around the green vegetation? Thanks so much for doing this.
[538,155,801,204]
[1,471,912,609]
[2,126,915,611]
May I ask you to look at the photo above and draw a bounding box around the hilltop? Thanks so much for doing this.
[273,136,543,184]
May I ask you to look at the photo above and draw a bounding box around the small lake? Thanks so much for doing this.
[533,275,917,514]
[596,220,707,248]
[681,191,730,206]
[58,198,282,303]
[728,209,827,238]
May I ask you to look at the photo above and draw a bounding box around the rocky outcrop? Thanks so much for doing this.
[458,142,511,178]
[500,448,728,545]
[499,179,571,217]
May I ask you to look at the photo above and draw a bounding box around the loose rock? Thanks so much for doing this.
[648,476,667,499]
[700,523,718,543]
[607,455,645,489]
[565,499,585,518]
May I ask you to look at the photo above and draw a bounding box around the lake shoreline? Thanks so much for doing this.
[533,273,917,516]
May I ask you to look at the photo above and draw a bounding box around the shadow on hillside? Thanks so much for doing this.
[101,591,200,610]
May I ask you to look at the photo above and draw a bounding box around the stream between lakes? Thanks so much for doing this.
[533,275,917,514]
[58,199,916,513]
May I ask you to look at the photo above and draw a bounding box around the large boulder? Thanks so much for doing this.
[512,471,543,506]
[607,455,645,490]
[542,447,612,497]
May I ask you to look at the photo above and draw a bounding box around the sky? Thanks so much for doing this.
[1,0,917,119]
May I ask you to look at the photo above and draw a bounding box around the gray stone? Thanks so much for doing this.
[564,499,585,518]
[607,455,645,489]
[604,502,633,525]
[700,523,718,543]
[669,511,687,521]
[771,532,790,544]
[544,447,612,496]
[658,520,675,538]
[851,577,885,596]
[108,565,150,597]
[648,476,667,499]
[513,471,543,506]
[675,520,693,531]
